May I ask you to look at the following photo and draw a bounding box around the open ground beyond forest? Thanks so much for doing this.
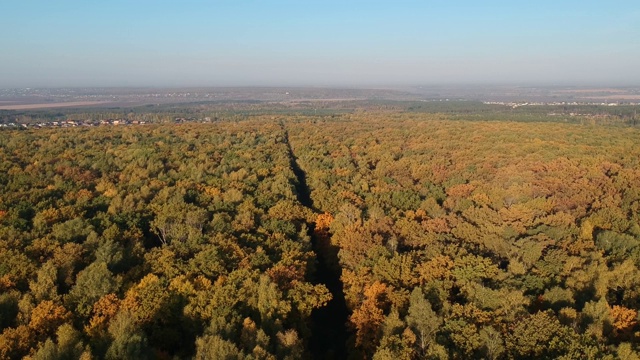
[1,109,640,359]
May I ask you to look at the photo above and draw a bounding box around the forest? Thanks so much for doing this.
[1,109,640,359]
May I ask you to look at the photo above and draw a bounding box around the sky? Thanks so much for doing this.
[1,0,639,88]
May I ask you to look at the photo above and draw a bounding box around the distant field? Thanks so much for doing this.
[556,88,628,93]
[0,101,109,110]
[585,95,640,100]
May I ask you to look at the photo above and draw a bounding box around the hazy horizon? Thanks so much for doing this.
[2,1,639,88]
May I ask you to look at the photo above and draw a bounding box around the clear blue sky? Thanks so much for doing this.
[1,0,639,87]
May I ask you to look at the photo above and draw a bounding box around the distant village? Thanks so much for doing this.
[484,101,640,108]
[0,117,215,129]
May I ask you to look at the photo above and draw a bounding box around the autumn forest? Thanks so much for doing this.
[1,109,640,360]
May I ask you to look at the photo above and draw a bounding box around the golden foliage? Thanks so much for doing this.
[421,217,450,234]
[121,274,167,324]
[0,275,15,291]
[315,212,334,232]
[29,301,71,335]
[446,183,476,198]
[418,256,455,284]
[611,305,638,334]
[0,325,33,360]
[85,293,121,336]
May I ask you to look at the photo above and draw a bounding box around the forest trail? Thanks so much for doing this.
[281,124,350,360]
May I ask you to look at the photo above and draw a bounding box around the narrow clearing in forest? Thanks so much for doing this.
[281,124,350,359]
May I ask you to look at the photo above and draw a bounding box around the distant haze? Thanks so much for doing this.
[1,1,639,88]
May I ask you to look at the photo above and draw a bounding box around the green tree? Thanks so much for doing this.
[29,261,59,303]
[105,311,150,360]
[406,287,441,356]
[31,323,89,360]
[194,334,244,360]
[506,311,577,359]
[66,262,118,319]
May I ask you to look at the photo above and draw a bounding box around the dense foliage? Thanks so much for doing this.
[0,122,329,359]
[288,113,640,359]
[1,110,640,359]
